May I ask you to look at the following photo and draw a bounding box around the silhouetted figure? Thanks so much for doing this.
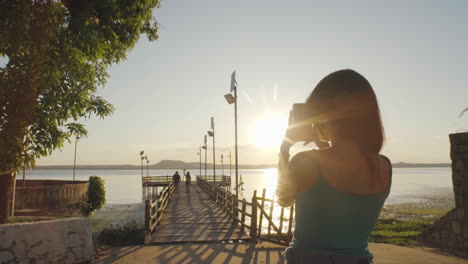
[172,171,181,197]
[183,169,191,184]
[277,69,392,264]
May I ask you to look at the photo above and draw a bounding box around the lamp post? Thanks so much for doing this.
[221,154,224,176]
[203,135,207,180]
[197,145,202,177]
[225,71,239,199]
[228,152,232,177]
[145,155,150,177]
[207,117,216,183]
[139,151,145,177]
[73,136,80,182]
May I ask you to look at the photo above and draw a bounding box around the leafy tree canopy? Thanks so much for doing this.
[0,0,159,174]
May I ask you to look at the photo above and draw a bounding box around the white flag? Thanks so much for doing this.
[204,135,207,144]
[211,117,214,130]
[230,71,237,92]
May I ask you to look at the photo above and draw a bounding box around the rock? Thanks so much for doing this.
[0,251,15,264]
[0,218,93,264]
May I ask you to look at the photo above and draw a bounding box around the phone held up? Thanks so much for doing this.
[291,103,315,125]
[290,103,330,149]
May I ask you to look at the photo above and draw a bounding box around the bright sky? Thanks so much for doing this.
[37,0,468,166]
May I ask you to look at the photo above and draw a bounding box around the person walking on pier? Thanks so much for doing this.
[183,169,191,194]
[183,169,191,184]
[172,171,181,197]
[277,69,392,264]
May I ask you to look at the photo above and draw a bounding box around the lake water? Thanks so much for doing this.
[18,167,454,205]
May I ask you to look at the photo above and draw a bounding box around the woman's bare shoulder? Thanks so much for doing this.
[379,154,392,175]
[290,150,319,166]
[289,150,320,191]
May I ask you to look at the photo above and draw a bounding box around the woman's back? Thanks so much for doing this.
[276,69,390,263]
[289,149,392,257]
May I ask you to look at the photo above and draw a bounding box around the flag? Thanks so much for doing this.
[230,71,237,92]
[211,117,214,129]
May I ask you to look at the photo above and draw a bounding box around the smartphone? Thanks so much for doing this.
[291,103,330,148]
[292,103,314,125]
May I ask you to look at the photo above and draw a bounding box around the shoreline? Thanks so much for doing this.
[34,162,452,170]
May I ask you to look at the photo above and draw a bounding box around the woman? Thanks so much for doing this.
[276,69,391,264]
[183,169,192,184]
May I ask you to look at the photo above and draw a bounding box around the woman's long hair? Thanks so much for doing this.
[306,69,385,155]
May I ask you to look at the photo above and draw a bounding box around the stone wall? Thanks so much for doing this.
[419,132,468,251]
[0,218,93,264]
[14,180,88,215]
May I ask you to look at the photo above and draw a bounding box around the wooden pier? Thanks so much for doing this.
[149,183,249,244]
[143,176,295,246]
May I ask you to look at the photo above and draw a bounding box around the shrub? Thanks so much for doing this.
[94,220,145,247]
[83,176,106,216]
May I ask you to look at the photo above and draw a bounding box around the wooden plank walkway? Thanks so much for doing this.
[150,182,249,244]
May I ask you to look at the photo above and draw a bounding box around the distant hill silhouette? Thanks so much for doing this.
[35,160,277,170]
[391,162,450,168]
[34,160,450,170]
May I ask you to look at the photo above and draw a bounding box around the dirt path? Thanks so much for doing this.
[93,242,468,264]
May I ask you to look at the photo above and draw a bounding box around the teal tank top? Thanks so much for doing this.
[288,158,392,258]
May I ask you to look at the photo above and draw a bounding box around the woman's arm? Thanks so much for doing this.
[276,141,296,207]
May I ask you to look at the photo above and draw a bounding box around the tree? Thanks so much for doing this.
[0,0,160,222]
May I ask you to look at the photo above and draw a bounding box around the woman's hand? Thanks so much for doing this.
[281,111,329,152]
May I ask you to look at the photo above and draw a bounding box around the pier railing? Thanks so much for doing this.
[254,188,294,245]
[197,177,294,246]
[197,175,231,186]
[142,176,172,186]
[144,181,174,244]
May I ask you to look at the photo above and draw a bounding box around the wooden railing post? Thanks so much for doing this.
[240,199,246,233]
[258,188,266,237]
[288,204,294,239]
[225,191,228,213]
[154,200,159,223]
[145,200,150,233]
[233,195,239,225]
[267,199,274,236]
[250,190,257,237]
[279,207,285,240]
[226,192,229,213]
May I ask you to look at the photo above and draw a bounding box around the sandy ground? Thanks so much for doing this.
[93,242,468,264]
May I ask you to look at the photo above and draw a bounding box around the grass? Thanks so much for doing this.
[370,201,454,246]
[370,218,433,246]
[93,220,145,247]
[380,203,452,220]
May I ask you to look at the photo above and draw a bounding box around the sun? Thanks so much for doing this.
[254,115,287,148]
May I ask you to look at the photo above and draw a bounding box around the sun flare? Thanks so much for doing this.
[254,116,287,148]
